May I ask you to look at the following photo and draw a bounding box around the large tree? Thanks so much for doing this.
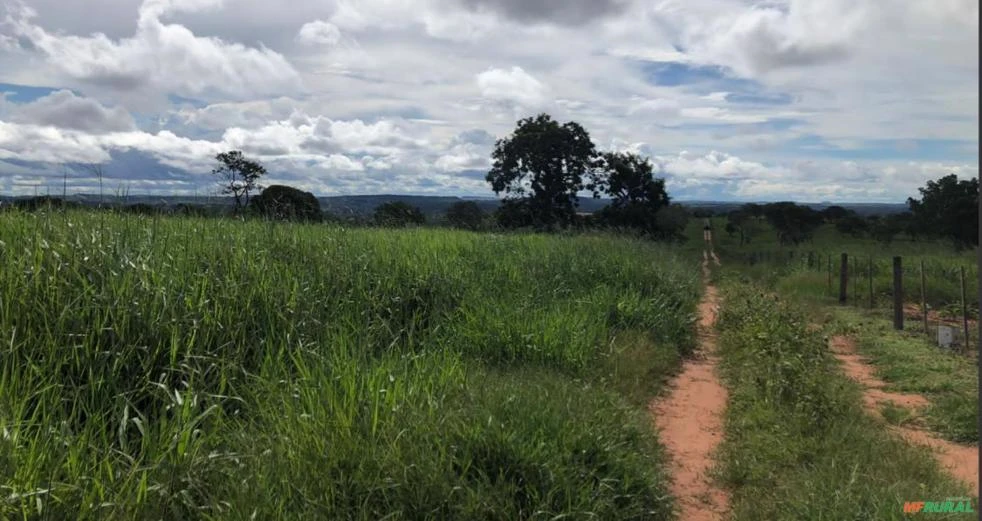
[761,202,824,245]
[594,151,673,237]
[212,151,266,212]
[725,208,764,245]
[907,174,979,248]
[486,113,601,228]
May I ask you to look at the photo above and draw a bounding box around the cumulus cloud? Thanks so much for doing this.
[174,98,300,130]
[476,66,548,108]
[700,5,857,74]
[9,90,136,133]
[2,0,303,101]
[296,20,341,46]
[0,0,975,201]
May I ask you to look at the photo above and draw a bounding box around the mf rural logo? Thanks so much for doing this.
[903,497,976,514]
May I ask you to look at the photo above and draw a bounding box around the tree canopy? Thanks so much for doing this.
[907,174,978,248]
[761,202,823,245]
[593,151,678,238]
[250,185,322,222]
[486,113,601,228]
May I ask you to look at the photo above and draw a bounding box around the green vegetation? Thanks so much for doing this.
[708,213,977,311]
[250,184,323,222]
[445,201,487,231]
[707,205,979,443]
[715,282,973,521]
[211,150,266,212]
[823,307,978,443]
[0,209,699,520]
[907,174,979,249]
[373,201,427,226]
[485,114,684,237]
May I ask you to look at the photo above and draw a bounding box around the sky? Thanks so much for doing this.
[0,0,977,202]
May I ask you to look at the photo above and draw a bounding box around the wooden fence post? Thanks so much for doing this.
[893,256,903,330]
[920,260,928,337]
[839,253,848,304]
[960,266,969,353]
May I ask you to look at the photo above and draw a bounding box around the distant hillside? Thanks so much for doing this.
[0,194,907,218]
[317,195,612,218]
[684,201,908,217]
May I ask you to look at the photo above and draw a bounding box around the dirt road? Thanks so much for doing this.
[650,253,728,521]
[829,336,979,496]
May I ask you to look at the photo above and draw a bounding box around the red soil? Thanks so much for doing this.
[829,336,978,496]
[650,256,729,521]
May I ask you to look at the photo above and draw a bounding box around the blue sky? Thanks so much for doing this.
[0,0,977,202]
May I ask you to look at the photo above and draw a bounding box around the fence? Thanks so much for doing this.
[731,249,979,353]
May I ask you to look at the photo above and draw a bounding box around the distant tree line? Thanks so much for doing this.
[723,174,978,249]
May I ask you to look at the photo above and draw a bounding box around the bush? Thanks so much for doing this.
[123,203,165,215]
[250,185,322,222]
[495,199,534,229]
[446,201,485,230]
[373,201,425,227]
[13,196,81,211]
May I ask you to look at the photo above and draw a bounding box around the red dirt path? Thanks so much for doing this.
[650,256,729,521]
[829,336,978,496]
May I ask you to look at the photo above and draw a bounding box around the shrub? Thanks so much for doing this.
[373,201,425,227]
[251,184,322,222]
[446,201,485,230]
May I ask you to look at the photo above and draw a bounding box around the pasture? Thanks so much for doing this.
[0,209,699,520]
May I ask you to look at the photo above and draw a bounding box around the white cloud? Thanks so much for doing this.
[174,98,300,130]
[630,98,681,118]
[0,0,975,201]
[3,0,303,102]
[0,121,110,163]
[9,90,136,133]
[296,20,341,46]
[476,66,548,108]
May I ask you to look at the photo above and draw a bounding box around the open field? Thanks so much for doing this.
[0,209,700,520]
[702,217,978,337]
[701,217,979,517]
[715,282,974,520]
[2,210,977,520]
[821,307,978,444]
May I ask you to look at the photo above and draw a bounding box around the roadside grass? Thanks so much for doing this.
[708,215,979,447]
[820,307,979,444]
[879,401,919,427]
[701,217,978,311]
[0,209,698,520]
[716,282,973,521]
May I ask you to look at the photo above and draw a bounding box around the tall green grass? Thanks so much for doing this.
[822,307,979,443]
[715,282,974,520]
[704,218,978,316]
[0,210,698,520]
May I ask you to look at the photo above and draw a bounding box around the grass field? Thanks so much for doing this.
[706,217,978,312]
[821,307,979,443]
[0,209,700,520]
[715,282,974,520]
